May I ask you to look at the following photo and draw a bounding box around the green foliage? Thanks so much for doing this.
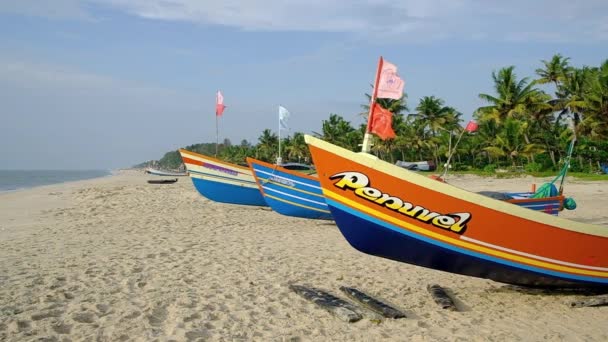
[483,164,498,172]
[524,162,543,173]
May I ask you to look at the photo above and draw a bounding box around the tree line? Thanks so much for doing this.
[140,54,608,174]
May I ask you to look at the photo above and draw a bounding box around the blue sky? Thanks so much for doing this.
[1,0,607,169]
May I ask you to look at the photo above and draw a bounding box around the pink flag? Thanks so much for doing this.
[216,90,226,116]
[376,59,405,100]
[464,120,478,133]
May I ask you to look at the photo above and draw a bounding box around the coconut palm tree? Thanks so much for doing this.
[580,60,608,140]
[535,54,571,88]
[477,66,547,123]
[483,118,544,166]
[256,129,279,162]
[283,132,311,163]
[313,113,359,150]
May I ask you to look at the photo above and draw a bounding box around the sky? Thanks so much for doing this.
[1,0,607,170]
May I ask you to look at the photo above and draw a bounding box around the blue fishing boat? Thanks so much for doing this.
[247,157,332,220]
[179,149,267,206]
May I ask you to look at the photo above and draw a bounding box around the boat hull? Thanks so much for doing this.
[179,149,267,206]
[305,135,608,288]
[247,158,332,220]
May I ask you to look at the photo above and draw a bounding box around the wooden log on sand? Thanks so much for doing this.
[427,284,458,311]
[570,295,608,308]
[339,286,406,319]
[289,284,362,323]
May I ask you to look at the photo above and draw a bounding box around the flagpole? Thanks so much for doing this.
[361,56,384,153]
[215,89,219,157]
[277,105,282,165]
[441,128,466,180]
[215,114,219,157]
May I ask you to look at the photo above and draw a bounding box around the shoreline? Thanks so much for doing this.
[0,169,120,195]
[1,171,607,341]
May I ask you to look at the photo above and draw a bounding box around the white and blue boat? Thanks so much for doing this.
[179,149,267,206]
[247,157,332,220]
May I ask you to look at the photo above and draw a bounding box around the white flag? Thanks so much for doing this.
[279,106,290,130]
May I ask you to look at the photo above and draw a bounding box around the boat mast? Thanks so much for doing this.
[361,56,384,154]
[277,105,282,165]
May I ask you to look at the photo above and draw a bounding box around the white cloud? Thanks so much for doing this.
[1,0,607,42]
[0,0,92,20]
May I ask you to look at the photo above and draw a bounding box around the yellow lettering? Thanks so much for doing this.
[330,172,369,190]
[448,213,471,233]
[355,187,382,201]
[374,194,404,210]
[432,215,456,229]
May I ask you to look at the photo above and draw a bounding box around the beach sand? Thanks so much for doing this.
[1,171,607,341]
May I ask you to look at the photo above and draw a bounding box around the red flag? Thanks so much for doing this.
[370,103,396,140]
[465,120,478,133]
[376,59,405,100]
[216,90,226,116]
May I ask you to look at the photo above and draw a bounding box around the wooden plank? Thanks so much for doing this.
[570,295,608,308]
[339,286,406,319]
[289,284,362,323]
[427,284,458,311]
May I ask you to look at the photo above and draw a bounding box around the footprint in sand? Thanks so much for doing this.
[72,311,97,324]
[146,305,167,327]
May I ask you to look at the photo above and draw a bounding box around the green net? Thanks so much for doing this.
[530,182,559,199]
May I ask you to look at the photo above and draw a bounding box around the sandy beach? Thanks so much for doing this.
[1,171,607,341]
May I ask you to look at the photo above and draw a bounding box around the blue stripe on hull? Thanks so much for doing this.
[191,177,267,206]
[327,199,607,288]
[251,164,332,220]
[263,196,333,220]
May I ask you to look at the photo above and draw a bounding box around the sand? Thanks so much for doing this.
[1,170,607,341]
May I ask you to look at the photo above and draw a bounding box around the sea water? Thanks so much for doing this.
[0,170,111,193]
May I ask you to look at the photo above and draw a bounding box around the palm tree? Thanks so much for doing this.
[283,132,311,163]
[412,96,461,135]
[483,118,545,166]
[477,66,547,123]
[313,113,359,150]
[580,60,608,140]
[256,129,279,162]
[535,54,571,88]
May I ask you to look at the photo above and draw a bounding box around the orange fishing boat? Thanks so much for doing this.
[305,135,608,288]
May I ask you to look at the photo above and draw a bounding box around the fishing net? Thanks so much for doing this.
[530,182,559,198]
[529,138,577,211]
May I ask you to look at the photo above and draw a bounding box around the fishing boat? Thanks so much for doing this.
[178,149,267,206]
[145,167,188,177]
[475,191,564,216]
[147,178,178,184]
[247,157,332,220]
[305,134,608,288]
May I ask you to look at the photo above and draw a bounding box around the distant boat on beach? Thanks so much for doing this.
[178,149,267,206]
[247,157,332,220]
[145,167,188,177]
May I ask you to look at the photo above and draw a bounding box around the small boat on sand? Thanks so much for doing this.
[178,149,267,206]
[147,178,178,184]
[247,157,332,220]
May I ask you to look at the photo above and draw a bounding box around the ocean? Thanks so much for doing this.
[0,170,112,193]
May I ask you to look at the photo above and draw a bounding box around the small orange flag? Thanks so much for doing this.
[370,102,396,140]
